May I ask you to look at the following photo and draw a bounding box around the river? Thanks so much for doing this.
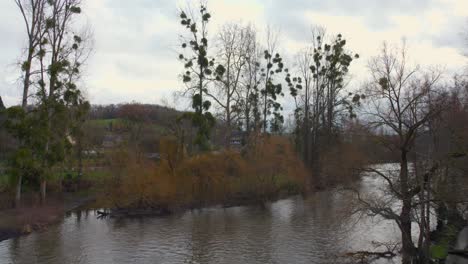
[0,172,404,264]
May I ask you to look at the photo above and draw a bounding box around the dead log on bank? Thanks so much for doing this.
[97,207,171,219]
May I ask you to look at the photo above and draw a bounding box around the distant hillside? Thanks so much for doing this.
[88,103,183,129]
[86,103,228,150]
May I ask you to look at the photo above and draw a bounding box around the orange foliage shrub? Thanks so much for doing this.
[245,135,308,194]
[101,148,180,208]
[177,151,248,204]
[101,135,308,209]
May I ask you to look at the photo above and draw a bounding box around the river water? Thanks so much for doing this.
[0,173,403,264]
[447,227,468,264]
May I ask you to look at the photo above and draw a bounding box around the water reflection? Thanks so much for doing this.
[0,176,403,264]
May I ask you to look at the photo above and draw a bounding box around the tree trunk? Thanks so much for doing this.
[263,93,268,133]
[15,175,22,208]
[400,151,415,264]
[40,179,47,204]
[303,91,310,167]
[401,201,413,264]
[14,51,33,209]
[245,107,251,135]
[22,54,32,109]
[418,177,430,264]
[77,135,83,180]
[226,98,231,149]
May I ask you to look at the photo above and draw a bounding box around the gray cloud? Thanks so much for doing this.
[263,0,434,42]
[266,0,433,23]
[431,17,468,50]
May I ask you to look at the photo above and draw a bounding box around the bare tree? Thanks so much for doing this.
[287,27,359,181]
[260,27,285,133]
[234,26,285,135]
[238,24,261,134]
[206,23,250,147]
[287,28,324,169]
[360,41,442,264]
[15,0,47,109]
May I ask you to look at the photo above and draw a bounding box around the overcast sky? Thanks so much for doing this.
[1,0,467,110]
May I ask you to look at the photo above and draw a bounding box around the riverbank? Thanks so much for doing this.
[94,186,304,219]
[0,187,305,242]
[0,194,95,242]
[0,137,310,241]
[94,137,309,216]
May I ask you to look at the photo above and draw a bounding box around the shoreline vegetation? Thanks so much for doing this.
[0,103,369,243]
[0,136,308,241]
[0,188,301,242]
[0,134,365,242]
[95,136,309,213]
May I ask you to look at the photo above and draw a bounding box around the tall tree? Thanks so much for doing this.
[259,28,285,133]
[286,46,313,165]
[178,3,220,151]
[7,0,88,204]
[65,29,93,180]
[69,99,90,181]
[15,0,47,109]
[238,25,261,134]
[360,42,442,264]
[287,29,359,176]
[13,0,47,207]
[207,23,250,147]
[38,0,86,202]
